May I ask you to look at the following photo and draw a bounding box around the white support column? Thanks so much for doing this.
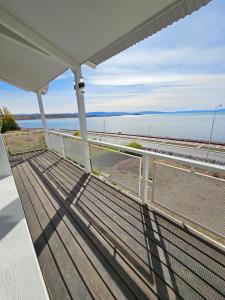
[37,91,49,148]
[141,154,149,205]
[0,134,12,177]
[72,66,91,174]
[37,91,47,130]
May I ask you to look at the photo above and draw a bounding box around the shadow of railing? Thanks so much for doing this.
[28,150,183,298]
[142,204,180,298]
[26,156,151,299]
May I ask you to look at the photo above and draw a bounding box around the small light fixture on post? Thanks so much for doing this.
[78,77,85,93]
[74,77,85,94]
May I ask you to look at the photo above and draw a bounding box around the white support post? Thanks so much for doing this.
[37,91,49,148]
[72,66,91,174]
[0,134,12,177]
[141,154,149,205]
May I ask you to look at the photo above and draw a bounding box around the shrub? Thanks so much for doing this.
[73,131,81,137]
[0,107,20,133]
[123,141,144,157]
[126,142,144,150]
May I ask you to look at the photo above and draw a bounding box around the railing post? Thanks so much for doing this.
[72,66,91,174]
[141,154,149,205]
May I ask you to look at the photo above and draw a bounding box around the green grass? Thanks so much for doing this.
[126,142,144,150]
[200,146,225,153]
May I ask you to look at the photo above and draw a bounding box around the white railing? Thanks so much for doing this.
[44,130,225,238]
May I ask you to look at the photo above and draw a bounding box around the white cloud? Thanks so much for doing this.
[2,69,225,114]
[84,72,225,112]
[89,73,225,87]
[82,43,225,112]
[93,46,225,73]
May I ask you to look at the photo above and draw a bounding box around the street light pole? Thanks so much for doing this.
[206,104,223,160]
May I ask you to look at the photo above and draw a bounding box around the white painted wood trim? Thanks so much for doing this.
[37,92,47,130]
[0,134,11,178]
[72,67,91,173]
[0,175,49,300]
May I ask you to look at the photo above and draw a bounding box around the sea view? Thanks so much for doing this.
[17,112,225,143]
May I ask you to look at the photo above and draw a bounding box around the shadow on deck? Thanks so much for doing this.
[10,150,225,300]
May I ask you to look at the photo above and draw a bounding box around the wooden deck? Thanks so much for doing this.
[10,150,225,300]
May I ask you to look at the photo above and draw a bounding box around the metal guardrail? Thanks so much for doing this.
[45,130,225,239]
[152,162,225,239]
[46,130,225,173]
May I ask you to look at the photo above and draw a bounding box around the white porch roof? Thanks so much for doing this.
[0,0,211,92]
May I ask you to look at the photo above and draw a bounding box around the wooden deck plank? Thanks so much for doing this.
[20,152,157,299]
[29,154,161,299]
[31,152,205,299]
[0,174,49,300]
[22,162,126,300]
[48,151,225,267]
[42,151,225,298]
[16,163,92,300]
[55,159,225,283]
[42,152,225,277]
[12,166,71,300]
[24,162,140,300]
[37,152,224,299]
[10,150,225,300]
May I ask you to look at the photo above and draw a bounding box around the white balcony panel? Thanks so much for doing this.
[152,162,225,238]
[63,137,85,167]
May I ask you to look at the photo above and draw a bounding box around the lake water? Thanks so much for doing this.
[17,113,225,143]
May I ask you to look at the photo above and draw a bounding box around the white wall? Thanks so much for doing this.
[0,134,11,178]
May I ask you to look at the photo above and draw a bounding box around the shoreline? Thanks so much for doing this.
[14,110,225,120]
[13,127,225,147]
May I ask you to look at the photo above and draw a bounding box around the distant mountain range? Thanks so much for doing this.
[15,109,225,120]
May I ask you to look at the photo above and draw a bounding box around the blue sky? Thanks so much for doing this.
[1,0,225,114]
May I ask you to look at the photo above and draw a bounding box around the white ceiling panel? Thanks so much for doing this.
[0,0,211,92]
[0,35,66,91]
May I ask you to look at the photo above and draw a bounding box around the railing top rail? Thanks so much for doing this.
[46,129,225,174]
[3,129,44,136]
[47,129,81,141]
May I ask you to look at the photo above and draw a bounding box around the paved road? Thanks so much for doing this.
[89,133,225,164]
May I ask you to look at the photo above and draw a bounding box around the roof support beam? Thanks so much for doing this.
[72,66,91,174]
[0,6,79,69]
